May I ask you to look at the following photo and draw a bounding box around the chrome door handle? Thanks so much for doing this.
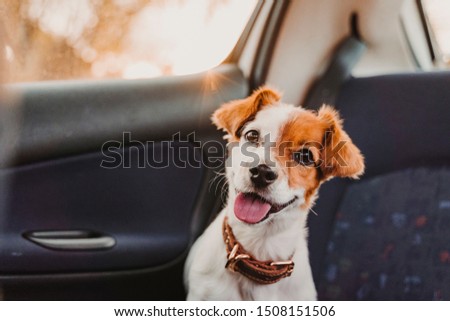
[24,230,116,251]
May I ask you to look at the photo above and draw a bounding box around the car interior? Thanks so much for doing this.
[0,0,449,300]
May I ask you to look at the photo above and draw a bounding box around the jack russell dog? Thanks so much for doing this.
[184,87,364,300]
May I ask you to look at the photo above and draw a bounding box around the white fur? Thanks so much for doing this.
[184,104,317,300]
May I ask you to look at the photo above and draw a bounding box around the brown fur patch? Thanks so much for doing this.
[211,87,281,141]
[276,107,365,206]
[276,110,327,206]
[317,105,365,179]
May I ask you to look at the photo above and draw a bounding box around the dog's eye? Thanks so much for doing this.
[244,130,259,143]
[293,148,315,166]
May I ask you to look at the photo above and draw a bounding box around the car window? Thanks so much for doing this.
[421,0,450,67]
[1,0,257,83]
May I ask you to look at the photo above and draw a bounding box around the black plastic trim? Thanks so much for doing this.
[0,249,190,300]
[416,0,435,62]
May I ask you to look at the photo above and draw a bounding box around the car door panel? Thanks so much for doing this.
[3,64,247,166]
[0,143,202,273]
[0,64,248,299]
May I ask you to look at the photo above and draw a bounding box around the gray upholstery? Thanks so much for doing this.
[319,167,450,300]
[308,72,450,300]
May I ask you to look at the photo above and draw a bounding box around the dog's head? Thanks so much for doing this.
[212,86,364,224]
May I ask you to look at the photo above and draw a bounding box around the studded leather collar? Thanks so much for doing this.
[222,216,295,284]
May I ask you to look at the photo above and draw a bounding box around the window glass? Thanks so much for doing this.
[1,0,257,82]
[421,0,450,67]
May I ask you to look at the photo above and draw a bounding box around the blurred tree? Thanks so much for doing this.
[1,0,155,82]
[0,0,250,82]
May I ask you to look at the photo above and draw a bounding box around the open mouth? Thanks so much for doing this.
[234,192,297,224]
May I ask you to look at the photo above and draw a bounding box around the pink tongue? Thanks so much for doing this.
[234,193,272,224]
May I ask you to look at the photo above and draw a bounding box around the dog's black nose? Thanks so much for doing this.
[249,164,278,188]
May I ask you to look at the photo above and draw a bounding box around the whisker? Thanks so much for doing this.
[210,170,228,198]
[208,169,226,192]
[219,183,228,204]
[214,175,225,195]
[307,206,319,216]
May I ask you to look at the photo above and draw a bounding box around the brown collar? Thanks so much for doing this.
[222,216,294,284]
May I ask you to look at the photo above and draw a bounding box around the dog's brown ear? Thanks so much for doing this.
[318,105,365,179]
[212,86,281,141]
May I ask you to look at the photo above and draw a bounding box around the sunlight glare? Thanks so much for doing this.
[123,61,163,79]
[122,0,257,79]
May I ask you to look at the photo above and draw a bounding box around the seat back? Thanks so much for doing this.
[308,72,450,300]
